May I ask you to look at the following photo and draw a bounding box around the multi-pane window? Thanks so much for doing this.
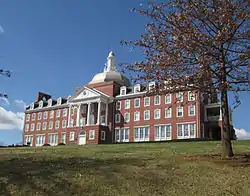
[50,110,54,119]
[177,123,196,139]
[63,108,67,117]
[32,113,36,121]
[116,101,121,110]
[165,108,172,118]
[49,121,53,130]
[42,122,47,130]
[154,109,161,119]
[134,111,140,121]
[79,118,86,126]
[177,107,183,117]
[134,127,149,142]
[120,86,126,95]
[115,114,121,123]
[155,125,171,141]
[25,124,29,132]
[56,110,61,118]
[55,120,60,129]
[188,91,195,101]
[89,130,95,140]
[165,94,171,104]
[48,134,58,146]
[70,119,74,127]
[100,115,105,125]
[124,113,130,123]
[26,114,30,121]
[69,132,75,141]
[176,92,184,103]
[31,123,35,131]
[62,120,67,128]
[35,134,45,146]
[38,112,42,120]
[134,98,140,108]
[36,123,41,131]
[61,132,66,144]
[154,95,161,105]
[188,105,195,116]
[144,110,150,120]
[70,107,74,115]
[101,131,105,141]
[144,97,150,107]
[43,111,48,119]
[125,100,130,109]
[115,128,129,142]
[134,84,140,93]
[24,135,33,146]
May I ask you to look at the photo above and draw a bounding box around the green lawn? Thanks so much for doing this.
[0,141,250,196]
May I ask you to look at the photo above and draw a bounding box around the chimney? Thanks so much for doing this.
[36,92,51,102]
[75,87,81,92]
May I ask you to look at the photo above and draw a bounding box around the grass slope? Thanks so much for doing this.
[0,141,250,196]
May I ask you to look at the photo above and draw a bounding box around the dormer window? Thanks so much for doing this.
[149,82,155,91]
[39,101,43,108]
[48,99,52,107]
[57,98,62,105]
[134,84,141,93]
[30,103,34,110]
[120,86,126,95]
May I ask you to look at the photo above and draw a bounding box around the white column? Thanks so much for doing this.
[87,102,91,126]
[105,102,108,126]
[67,105,72,128]
[96,101,101,125]
[76,104,80,127]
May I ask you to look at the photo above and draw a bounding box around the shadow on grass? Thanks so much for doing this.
[0,156,173,196]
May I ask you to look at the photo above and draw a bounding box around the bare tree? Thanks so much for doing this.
[122,0,249,158]
[0,69,11,99]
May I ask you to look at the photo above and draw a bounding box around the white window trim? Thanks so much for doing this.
[134,98,140,108]
[50,111,54,119]
[144,97,150,107]
[57,97,62,105]
[124,112,130,123]
[36,123,41,131]
[188,105,196,116]
[177,106,184,117]
[55,120,60,129]
[134,84,141,93]
[49,121,53,130]
[188,91,195,101]
[43,111,48,119]
[115,128,130,143]
[38,112,42,120]
[154,95,161,105]
[176,92,184,103]
[134,111,140,121]
[154,109,161,119]
[120,86,127,95]
[144,110,150,120]
[89,130,95,140]
[154,124,172,141]
[31,123,35,131]
[124,99,130,109]
[134,126,150,142]
[165,108,172,118]
[101,131,105,141]
[39,101,43,108]
[165,94,172,104]
[62,120,67,128]
[63,108,67,117]
[115,113,121,123]
[48,99,52,107]
[56,110,61,118]
[42,122,47,130]
[116,101,121,110]
[69,132,75,141]
[26,114,30,121]
[177,123,196,139]
[148,81,155,91]
[32,113,36,121]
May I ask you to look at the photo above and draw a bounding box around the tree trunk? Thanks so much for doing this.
[220,88,234,158]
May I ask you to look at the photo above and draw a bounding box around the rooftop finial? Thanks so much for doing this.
[104,51,117,72]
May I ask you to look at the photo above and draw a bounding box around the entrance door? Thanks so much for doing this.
[78,131,86,145]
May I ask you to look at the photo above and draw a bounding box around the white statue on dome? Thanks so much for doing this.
[104,51,117,72]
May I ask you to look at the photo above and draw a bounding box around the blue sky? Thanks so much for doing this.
[0,0,249,144]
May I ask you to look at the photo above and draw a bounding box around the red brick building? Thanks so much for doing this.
[23,51,232,146]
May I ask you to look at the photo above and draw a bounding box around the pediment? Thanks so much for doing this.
[69,87,100,102]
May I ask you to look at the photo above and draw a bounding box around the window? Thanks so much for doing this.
[124,113,130,123]
[38,112,42,120]
[35,134,45,146]
[134,84,140,93]
[24,135,33,146]
[165,108,172,118]
[61,132,66,144]
[31,124,35,131]
[115,114,121,123]
[154,109,161,119]
[48,99,52,107]
[63,108,67,117]
[57,98,62,105]
[165,94,171,104]
[32,113,36,121]
[56,110,61,118]
[69,132,75,141]
[155,125,172,141]
[30,103,34,110]
[100,115,105,125]
[43,111,48,119]
[144,97,150,107]
[134,127,149,142]
[50,110,54,119]
[39,101,43,108]
[120,86,126,95]
[42,122,47,130]
[89,130,95,140]
[177,107,183,117]
[134,112,140,121]
[188,105,195,116]
[79,118,86,126]
[176,92,184,103]
[144,110,150,120]
[55,120,60,129]
[148,82,155,91]
[101,131,105,140]
[125,100,130,109]
[48,133,58,146]
[70,119,74,127]
[154,95,161,105]
[115,128,129,143]
[36,123,41,131]
[188,91,195,101]
[70,107,74,115]
[49,121,53,130]
[116,101,121,110]
[177,123,196,139]
[26,114,30,121]
[134,98,140,108]
[25,124,29,132]
[62,120,67,128]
